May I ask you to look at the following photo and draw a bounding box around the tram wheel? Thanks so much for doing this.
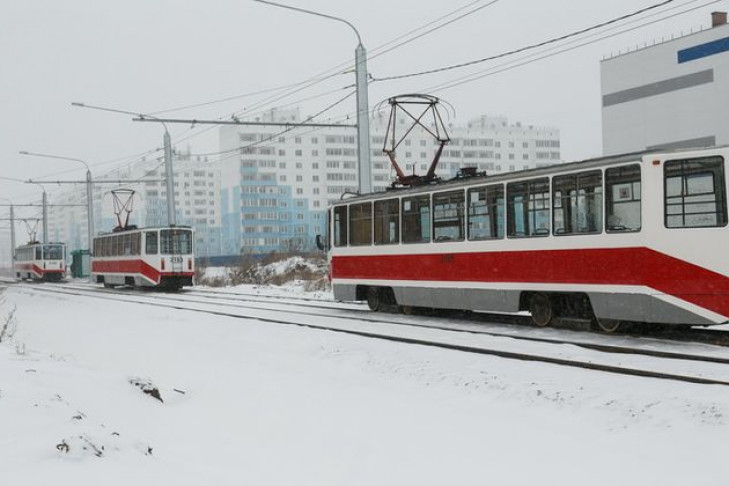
[594,318,622,333]
[529,293,553,327]
[400,305,414,315]
[103,283,117,289]
[367,288,382,311]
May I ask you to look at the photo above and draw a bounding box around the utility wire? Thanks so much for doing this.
[373,0,679,82]
[425,0,720,93]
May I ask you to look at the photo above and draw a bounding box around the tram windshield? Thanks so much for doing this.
[160,229,193,255]
[43,244,64,260]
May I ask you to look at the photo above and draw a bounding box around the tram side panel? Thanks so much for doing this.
[328,146,729,327]
[91,228,195,289]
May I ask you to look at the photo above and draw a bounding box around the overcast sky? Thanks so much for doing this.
[0,0,724,211]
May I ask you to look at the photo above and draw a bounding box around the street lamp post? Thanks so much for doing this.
[253,0,372,194]
[71,102,177,226]
[19,151,95,255]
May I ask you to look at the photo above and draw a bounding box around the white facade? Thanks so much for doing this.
[601,16,729,155]
[218,108,561,255]
[47,150,223,259]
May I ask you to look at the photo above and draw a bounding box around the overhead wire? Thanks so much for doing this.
[372,0,681,82]
[422,0,720,93]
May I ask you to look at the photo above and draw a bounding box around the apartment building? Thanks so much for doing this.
[218,107,561,255]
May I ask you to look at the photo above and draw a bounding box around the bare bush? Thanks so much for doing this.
[0,290,18,344]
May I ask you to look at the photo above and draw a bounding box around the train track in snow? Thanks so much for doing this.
[53,280,729,348]
[7,282,729,388]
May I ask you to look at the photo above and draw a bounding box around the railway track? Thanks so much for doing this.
[7,282,729,388]
[54,280,729,348]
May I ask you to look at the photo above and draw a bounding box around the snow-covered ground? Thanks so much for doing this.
[1,285,728,485]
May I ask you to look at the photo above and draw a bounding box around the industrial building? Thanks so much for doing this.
[602,11,729,155]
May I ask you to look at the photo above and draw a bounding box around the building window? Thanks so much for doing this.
[553,170,602,235]
[606,164,641,232]
[467,184,504,240]
[665,156,727,228]
[507,178,550,237]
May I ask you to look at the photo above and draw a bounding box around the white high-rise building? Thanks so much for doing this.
[47,149,223,259]
[218,108,561,255]
[602,12,729,155]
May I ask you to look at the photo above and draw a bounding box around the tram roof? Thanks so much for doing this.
[15,242,66,249]
[94,225,193,238]
[333,144,729,205]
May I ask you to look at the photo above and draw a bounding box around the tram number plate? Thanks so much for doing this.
[170,256,183,263]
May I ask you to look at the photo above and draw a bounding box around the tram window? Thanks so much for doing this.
[374,198,400,245]
[553,170,602,235]
[44,245,63,260]
[606,164,641,232]
[161,229,193,254]
[146,232,158,254]
[665,156,727,228]
[35,247,42,259]
[433,190,465,242]
[507,178,550,237]
[333,206,348,247]
[467,184,504,240]
[349,202,372,246]
[402,195,431,244]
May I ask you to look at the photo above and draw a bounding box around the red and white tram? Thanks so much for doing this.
[14,242,67,281]
[91,226,195,290]
[323,145,729,332]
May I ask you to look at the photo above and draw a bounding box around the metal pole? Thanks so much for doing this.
[42,190,48,244]
[9,205,15,277]
[86,169,94,254]
[164,130,176,226]
[252,0,372,193]
[355,43,372,194]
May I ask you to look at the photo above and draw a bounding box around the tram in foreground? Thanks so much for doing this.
[321,96,729,332]
[14,242,67,281]
[91,226,195,290]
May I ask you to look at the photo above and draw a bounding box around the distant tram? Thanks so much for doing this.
[91,226,195,290]
[14,242,67,281]
[323,145,729,332]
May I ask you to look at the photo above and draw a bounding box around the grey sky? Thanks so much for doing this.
[0,0,723,208]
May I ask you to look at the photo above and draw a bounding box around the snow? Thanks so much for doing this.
[1,285,729,485]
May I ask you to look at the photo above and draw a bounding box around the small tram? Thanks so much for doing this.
[90,189,195,290]
[91,226,195,290]
[14,242,67,281]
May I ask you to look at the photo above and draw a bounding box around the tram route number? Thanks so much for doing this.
[170,256,183,263]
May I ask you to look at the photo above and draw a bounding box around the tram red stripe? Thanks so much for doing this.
[91,259,194,283]
[15,263,64,275]
[331,247,729,318]
[92,260,161,283]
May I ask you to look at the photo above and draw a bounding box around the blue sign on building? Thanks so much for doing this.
[678,36,729,63]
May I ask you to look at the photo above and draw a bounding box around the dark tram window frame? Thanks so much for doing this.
[467,184,505,241]
[432,190,466,243]
[374,198,400,245]
[605,164,642,233]
[349,202,373,246]
[333,205,348,247]
[401,194,431,244]
[664,156,728,229]
[507,178,551,238]
[552,170,603,236]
